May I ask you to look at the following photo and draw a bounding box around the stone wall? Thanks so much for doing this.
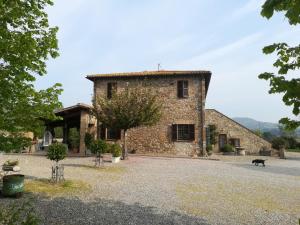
[94,76,206,156]
[205,109,272,154]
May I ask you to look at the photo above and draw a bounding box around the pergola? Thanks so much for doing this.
[44,103,96,155]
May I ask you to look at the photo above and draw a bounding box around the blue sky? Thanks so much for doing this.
[36,0,300,123]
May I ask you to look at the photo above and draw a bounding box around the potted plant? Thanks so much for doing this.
[221,144,235,155]
[90,139,107,166]
[206,144,213,156]
[110,143,122,163]
[46,143,67,183]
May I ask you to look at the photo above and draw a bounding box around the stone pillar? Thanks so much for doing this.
[79,110,89,155]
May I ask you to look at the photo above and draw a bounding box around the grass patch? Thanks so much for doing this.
[287,148,300,153]
[78,164,126,174]
[25,179,91,197]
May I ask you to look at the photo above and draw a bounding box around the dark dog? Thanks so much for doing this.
[252,159,267,167]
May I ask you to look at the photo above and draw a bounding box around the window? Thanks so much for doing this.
[177,80,188,98]
[172,124,195,141]
[100,125,121,140]
[107,82,117,99]
[229,138,240,147]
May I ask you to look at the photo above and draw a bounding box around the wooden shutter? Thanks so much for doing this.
[183,81,188,97]
[177,81,183,98]
[172,124,177,141]
[189,124,195,140]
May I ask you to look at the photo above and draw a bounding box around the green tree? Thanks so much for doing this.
[93,85,162,159]
[90,139,107,166]
[0,0,63,149]
[259,0,300,130]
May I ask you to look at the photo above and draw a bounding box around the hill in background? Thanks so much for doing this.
[232,117,300,137]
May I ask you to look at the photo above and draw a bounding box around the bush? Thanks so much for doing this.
[206,144,213,152]
[110,144,122,157]
[271,137,287,150]
[84,133,94,149]
[47,143,67,163]
[221,144,234,152]
[90,139,107,155]
[68,128,80,150]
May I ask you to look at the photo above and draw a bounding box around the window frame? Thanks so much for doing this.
[177,80,189,98]
[172,124,195,141]
[100,125,121,140]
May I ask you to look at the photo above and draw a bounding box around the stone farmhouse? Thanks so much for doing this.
[46,70,272,156]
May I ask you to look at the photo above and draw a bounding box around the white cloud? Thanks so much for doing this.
[231,0,264,19]
[175,32,263,68]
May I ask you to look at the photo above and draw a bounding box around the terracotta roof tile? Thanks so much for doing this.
[86,70,211,80]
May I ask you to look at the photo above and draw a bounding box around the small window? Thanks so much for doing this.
[229,138,240,147]
[172,124,194,141]
[107,128,121,140]
[100,125,121,140]
[177,80,188,98]
[107,82,117,99]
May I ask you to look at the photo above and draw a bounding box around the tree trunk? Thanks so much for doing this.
[279,148,285,159]
[122,130,128,160]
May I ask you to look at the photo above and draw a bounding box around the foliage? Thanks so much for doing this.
[0,0,63,150]
[110,143,122,157]
[207,124,218,145]
[282,136,299,149]
[253,129,263,137]
[90,139,107,156]
[271,137,287,150]
[221,144,234,153]
[68,128,80,149]
[259,0,300,130]
[84,133,94,149]
[0,201,40,225]
[0,133,31,153]
[93,85,162,131]
[93,84,162,159]
[206,144,213,152]
[47,143,67,162]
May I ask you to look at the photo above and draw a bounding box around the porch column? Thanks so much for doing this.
[79,110,88,155]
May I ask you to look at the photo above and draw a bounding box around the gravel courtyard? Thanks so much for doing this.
[0,153,299,225]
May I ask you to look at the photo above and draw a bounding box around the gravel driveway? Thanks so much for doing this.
[0,153,299,225]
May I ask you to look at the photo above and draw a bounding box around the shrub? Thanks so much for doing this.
[221,144,234,152]
[271,137,287,150]
[90,139,107,156]
[206,144,213,151]
[47,143,67,163]
[84,133,94,149]
[110,144,122,157]
[68,128,80,150]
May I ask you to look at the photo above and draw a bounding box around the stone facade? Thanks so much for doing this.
[205,109,272,154]
[89,71,211,156]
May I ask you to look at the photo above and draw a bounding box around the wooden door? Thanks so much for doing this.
[219,134,227,151]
